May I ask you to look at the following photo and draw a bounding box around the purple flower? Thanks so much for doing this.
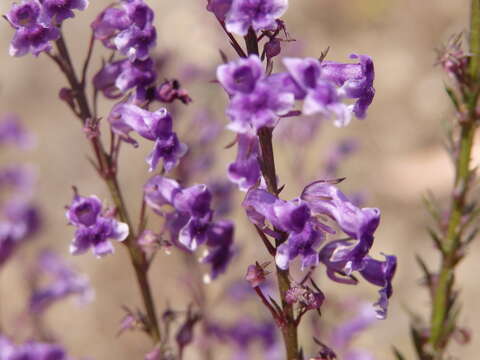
[243,189,324,269]
[203,220,235,280]
[144,175,181,212]
[94,58,156,97]
[8,24,60,57]
[228,79,294,133]
[39,0,89,25]
[144,175,235,278]
[227,134,261,191]
[109,104,172,145]
[147,132,188,172]
[225,0,288,36]
[217,56,264,95]
[275,221,324,270]
[66,194,128,258]
[114,24,156,61]
[116,58,157,92]
[360,254,397,319]
[93,0,156,61]
[0,114,33,149]
[5,1,41,28]
[217,56,294,133]
[29,250,93,313]
[109,105,186,172]
[91,7,131,49]
[283,57,352,126]
[0,337,69,360]
[93,60,126,99]
[302,181,380,273]
[66,194,102,227]
[206,0,233,21]
[123,0,154,29]
[320,54,375,119]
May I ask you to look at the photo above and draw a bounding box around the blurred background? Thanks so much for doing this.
[0,0,476,359]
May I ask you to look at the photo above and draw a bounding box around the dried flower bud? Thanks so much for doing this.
[245,262,269,288]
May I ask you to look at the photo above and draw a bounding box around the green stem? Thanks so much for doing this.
[428,1,480,355]
[54,35,161,343]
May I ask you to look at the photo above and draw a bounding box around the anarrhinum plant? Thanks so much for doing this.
[207,1,396,359]
[395,2,480,360]
[3,0,397,359]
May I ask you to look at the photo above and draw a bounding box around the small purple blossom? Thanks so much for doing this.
[217,55,294,134]
[66,194,128,257]
[225,0,288,36]
[144,175,235,278]
[109,105,187,172]
[359,254,397,319]
[91,7,130,49]
[243,188,323,269]
[320,54,375,119]
[203,220,235,279]
[114,24,157,62]
[8,24,60,57]
[93,0,156,61]
[302,181,380,274]
[38,0,89,26]
[5,1,41,28]
[227,134,261,191]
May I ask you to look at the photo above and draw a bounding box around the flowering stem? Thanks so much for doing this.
[241,30,299,358]
[52,34,161,344]
[428,1,480,356]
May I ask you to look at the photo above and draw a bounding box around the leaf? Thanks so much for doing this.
[415,254,433,289]
[410,325,433,360]
[392,346,406,360]
[444,85,461,111]
[427,227,444,254]
[422,192,441,222]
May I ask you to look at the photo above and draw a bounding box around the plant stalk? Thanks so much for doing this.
[428,1,480,355]
[53,34,161,343]
[242,29,299,360]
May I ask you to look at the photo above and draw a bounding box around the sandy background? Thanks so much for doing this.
[0,0,477,359]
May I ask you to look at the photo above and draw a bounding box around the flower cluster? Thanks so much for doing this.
[108,105,187,172]
[0,336,70,360]
[218,54,374,133]
[92,0,156,101]
[92,0,190,105]
[243,181,396,319]
[217,54,374,191]
[65,194,129,258]
[144,175,235,280]
[5,0,88,57]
